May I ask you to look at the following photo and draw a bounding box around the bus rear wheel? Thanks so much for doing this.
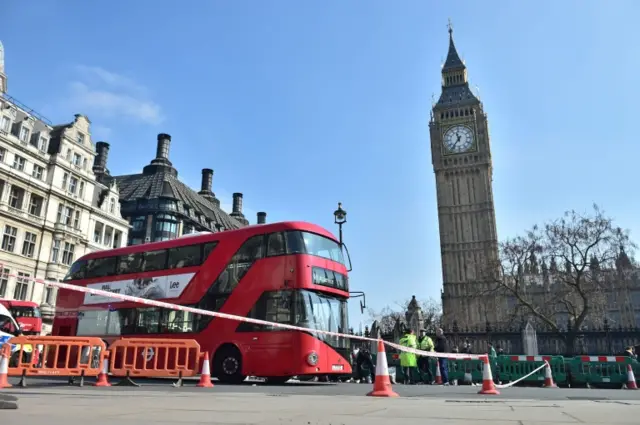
[214,346,245,384]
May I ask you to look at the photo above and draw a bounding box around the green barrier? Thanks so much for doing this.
[497,355,566,386]
[568,356,635,388]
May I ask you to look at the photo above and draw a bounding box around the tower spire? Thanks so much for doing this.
[442,20,465,72]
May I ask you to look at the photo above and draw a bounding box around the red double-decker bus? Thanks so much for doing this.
[52,221,352,383]
[0,300,43,335]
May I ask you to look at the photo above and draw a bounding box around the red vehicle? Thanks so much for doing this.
[0,299,42,335]
[53,221,353,383]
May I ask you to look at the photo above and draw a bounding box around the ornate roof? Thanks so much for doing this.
[113,171,244,231]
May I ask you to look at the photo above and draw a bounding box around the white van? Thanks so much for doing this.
[0,303,27,363]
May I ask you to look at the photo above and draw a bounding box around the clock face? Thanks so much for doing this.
[443,125,474,154]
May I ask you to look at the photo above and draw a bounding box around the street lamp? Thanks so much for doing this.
[333,202,347,246]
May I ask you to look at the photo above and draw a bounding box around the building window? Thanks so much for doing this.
[131,216,145,231]
[113,230,122,248]
[32,164,44,180]
[77,133,85,144]
[109,198,116,213]
[73,210,80,228]
[78,181,85,197]
[94,222,104,244]
[8,186,25,209]
[22,232,37,257]
[65,149,72,160]
[62,172,68,189]
[38,137,48,152]
[69,176,78,193]
[13,272,30,300]
[1,225,18,252]
[104,226,113,247]
[0,147,5,162]
[72,153,82,167]
[19,127,30,143]
[62,242,75,265]
[0,116,10,132]
[45,286,54,304]
[0,268,9,297]
[153,214,178,240]
[57,204,74,226]
[28,194,44,216]
[51,240,61,263]
[12,155,25,171]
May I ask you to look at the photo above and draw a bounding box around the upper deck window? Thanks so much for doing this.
[285,231,344,265]
[63,241,218,281]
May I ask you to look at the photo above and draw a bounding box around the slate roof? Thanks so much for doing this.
[442,29,465,72]
[113,170,244,231]
[435,84,479,109]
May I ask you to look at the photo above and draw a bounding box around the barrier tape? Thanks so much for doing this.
[495,362,548,389]
[0,269,553,390]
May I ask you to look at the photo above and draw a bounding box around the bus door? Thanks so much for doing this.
[243,251,296,377]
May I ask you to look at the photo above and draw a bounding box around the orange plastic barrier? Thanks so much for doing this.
[108,338,202,382]
[6,336,106,385]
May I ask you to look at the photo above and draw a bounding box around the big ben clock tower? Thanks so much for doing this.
[429,23,500,327]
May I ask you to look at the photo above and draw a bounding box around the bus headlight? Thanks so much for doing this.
[306,351,319,366]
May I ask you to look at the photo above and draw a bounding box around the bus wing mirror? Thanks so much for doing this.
[360,300,365,314]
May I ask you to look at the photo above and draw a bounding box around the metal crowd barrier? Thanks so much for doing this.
[1,336,204,388]
[108,338,203,386]
[5,336,106,387]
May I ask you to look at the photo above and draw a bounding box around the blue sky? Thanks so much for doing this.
[2,1,638,327]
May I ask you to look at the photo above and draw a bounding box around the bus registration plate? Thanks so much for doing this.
[332,364,344,371]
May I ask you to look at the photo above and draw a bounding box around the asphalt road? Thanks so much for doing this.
[2,375,640,401]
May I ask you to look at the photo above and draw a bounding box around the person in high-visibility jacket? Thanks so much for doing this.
[399,328,418,384]
[417,329,435,384]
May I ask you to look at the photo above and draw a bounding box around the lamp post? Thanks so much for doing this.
[333,202,347,246]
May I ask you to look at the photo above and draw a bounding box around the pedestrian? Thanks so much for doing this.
[434,328,450,386]
[399,328,418,384]
[417,329,434,384]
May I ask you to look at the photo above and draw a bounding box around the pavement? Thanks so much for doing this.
[2,377,640,424]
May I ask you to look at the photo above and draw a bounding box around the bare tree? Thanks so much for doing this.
[484,204,635,353]
[367,297,443,334]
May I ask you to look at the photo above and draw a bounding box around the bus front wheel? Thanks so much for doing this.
[214,345,245,384]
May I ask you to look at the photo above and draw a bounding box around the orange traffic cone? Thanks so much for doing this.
[196,352,214,388]
[94,358,111,387]
[434,359,443,384]
[366,340,398,397]
[625,364,637,390]
[543,362,556,388]
[477,355,499,395]
[0,345,12,389]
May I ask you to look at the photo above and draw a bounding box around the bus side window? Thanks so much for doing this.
[86,257,118,279]
[284,231,305,254]
[142,250,167,272]
[118,253,143,275]
[266,232,285,257]
[202,242,217,262]
[167,243,215,269]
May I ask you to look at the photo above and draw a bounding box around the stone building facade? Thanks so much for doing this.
[0,40,129,332]
[428,26,501,327]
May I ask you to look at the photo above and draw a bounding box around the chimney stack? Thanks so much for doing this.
[257,212,267,224]
[200,168,213,193]
[156,133,171,161]
[93,141,110,174]
[232,193,243,214]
